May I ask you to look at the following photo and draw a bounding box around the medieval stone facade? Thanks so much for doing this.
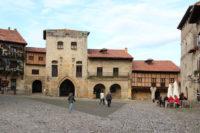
[177,1,200,101]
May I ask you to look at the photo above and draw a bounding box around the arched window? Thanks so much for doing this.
[57,41,64,49]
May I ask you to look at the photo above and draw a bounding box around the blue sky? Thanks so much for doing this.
[0,0,198,66]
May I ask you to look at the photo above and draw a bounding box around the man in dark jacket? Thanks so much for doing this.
[106,92,112,107]
[68,93,75,112]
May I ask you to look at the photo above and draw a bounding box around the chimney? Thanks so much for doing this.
[8,27,10,30]
[125,48,128,53]
[14,28,17,31]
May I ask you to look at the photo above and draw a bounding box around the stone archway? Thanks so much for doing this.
[32,80,42,93]
[110,84,121,99]
[93,84,105,99]
[59,79,75,96]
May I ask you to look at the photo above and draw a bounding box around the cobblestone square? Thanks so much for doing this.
[0,95,200,133]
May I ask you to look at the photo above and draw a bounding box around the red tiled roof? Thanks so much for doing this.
[88,49,133,59]
[0,28,27,44]
[26,47,46,53]
[132,60,180,72]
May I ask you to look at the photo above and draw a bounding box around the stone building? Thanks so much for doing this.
[87,48,132,99]
[132,59,180,100]
[0,28,26,93]
[177,1,200,101]
[24,47,46,95]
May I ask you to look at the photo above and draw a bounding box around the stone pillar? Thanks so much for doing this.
[150,87,157,101]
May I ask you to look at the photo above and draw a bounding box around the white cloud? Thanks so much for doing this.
[42,8,51,14]
[66,2,182,50]
[42,0,80,8]
[0,0,35,8]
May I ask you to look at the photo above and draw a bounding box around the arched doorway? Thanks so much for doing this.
[32,80,42,93]
[110,84,121,99]
[59,79,75,96]
[93,84,105,98]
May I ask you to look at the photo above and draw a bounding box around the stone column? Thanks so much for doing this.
[150,87,157,101]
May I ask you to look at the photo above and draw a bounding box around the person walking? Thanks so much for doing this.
[106,92,112,107]
[99,90,105,105]
[68,93,75,112]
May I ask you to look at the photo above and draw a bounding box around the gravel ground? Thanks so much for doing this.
[0,95,200,133]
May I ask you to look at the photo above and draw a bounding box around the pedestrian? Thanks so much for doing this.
[106,92,112,107]
[68,93,75,112]
[99,90,105,105]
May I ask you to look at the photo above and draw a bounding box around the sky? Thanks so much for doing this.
[0,0,199,66]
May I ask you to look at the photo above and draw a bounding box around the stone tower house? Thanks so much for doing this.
[177,1,200,100]
[43,29,89,97]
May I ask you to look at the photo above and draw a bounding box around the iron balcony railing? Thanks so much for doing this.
[88,72,130,78]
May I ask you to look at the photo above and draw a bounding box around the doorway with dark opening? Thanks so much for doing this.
[59,79,75,96]
[110,84,121,99]
[32,80,42,93]
[155,90,160,100]
[93,84,105,98]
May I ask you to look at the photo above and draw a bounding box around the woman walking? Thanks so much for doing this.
[68,93,75,112]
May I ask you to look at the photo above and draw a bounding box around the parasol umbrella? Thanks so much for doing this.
[167,84,173,98]
[173,81,179,98]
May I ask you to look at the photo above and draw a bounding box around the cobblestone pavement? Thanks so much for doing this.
[0,95,200,133]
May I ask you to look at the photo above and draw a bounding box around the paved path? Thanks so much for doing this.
[0,95,200,133]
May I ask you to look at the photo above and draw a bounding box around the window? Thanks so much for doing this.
[76,61,82,77]
[57,41,63,49]
[197,33,200,47]
[10,61,17,68]
[97,67,103,76]
[160,78,165,87]
[72,58,75,62]
[76,65,82,77]
[71,42,77,50]
[38,56,43,61]
[29,56,34,60]
[197,57,200,79]
[151,78,156,87]
[52,65,58,77]
[32,69,39,75]
[137,77,142,83]
[100,48,107,54]
[11,47,17,53]
[76,61,82,64]
[113,68,118,77]
[169,78,174,83]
